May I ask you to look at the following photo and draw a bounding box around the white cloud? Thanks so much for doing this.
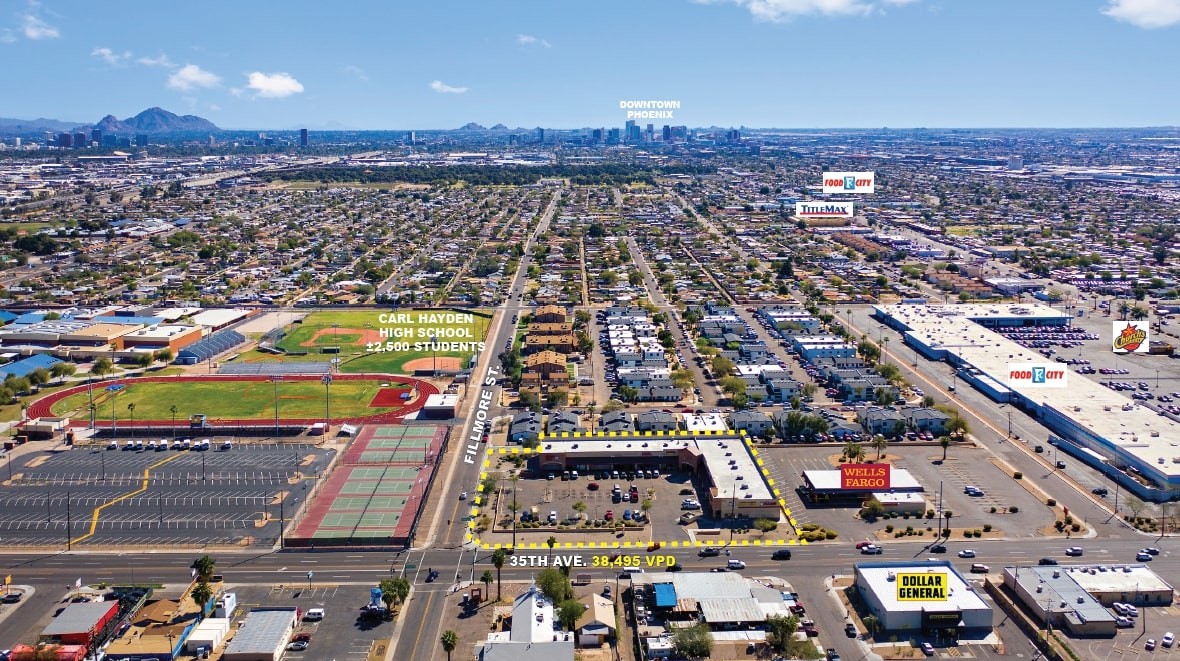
[246,71,305,98]
[1102,0,1180,28]
[21,13,58,39]
[91,47,131,65]
[696,0,922,22]
[430,79,468,94]
[167,63,221,91]
[343,65,368,81]
[137,54,174,68]
[517,33,552,47]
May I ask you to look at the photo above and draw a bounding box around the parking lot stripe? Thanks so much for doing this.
[69,452,186,546]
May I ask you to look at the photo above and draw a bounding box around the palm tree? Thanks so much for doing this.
[190,581,213,620]
[440,630,458,661]
[127,402,135,439]
[546,535,558,563]
[871,434,888,461]
[193,555,216,582]
[170,405,179,441]
[587,403,596,433]
[480,569,494,601]
[491,548,507,602]
[842,441,865,463]
[940,436,951,461]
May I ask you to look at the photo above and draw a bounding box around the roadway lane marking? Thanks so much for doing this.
[408,589,436,660]
[69,452,186,546]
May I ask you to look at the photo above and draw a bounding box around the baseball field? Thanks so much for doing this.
[242,309,491,374]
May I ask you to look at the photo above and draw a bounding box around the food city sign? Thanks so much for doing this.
[1007,363,1067,389]
[822,171,875,194]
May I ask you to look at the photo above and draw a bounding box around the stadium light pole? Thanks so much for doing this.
[321,374,332,441]
[110,391,117,442]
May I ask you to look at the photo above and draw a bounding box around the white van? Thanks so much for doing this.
[303,608,325,621]
[619,567,645,578]
[182,439,192,450]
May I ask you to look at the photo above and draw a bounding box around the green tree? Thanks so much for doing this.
[193,555,216,582]
[50,362,77,383]
[843,441,865,463]
[557,598,584,630]
[710,355,735,377]
[871,434,888,461]
[440,630,458,661]
[672,623,713,660]
[136,353,153,368]
[766,614,800,653]
[480,569,494,598]
[154,348,174,363]
[90,356,114,378]
[27,367,51,387]
[940,435,952,461]
[546,535,558,562]
[862,613,880,636]
[491,548,507,602]
[190,580,213,619]
[921,394,936,408]
[536,567,573,603]
[379,577,410,612]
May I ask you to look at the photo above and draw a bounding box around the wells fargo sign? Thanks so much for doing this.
[840,463,890,490]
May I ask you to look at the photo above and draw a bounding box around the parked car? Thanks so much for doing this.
[287,641,309,651]
[844,623,858,638]
[921,642,935,656]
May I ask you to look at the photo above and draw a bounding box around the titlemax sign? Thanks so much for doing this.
[795,202,854,218]
[822,171,875,195]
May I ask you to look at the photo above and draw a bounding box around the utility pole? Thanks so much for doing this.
[938,480,944,538]
[279,492,285,550]
[65,491,72,551]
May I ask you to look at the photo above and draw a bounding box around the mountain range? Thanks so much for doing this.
[93,107,219,134]
[0,116,88,133]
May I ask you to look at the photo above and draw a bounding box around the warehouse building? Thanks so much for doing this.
[1002,563,1172,637]
[39,600,119,649]
[874,303,1180,501]
[854,561,992,635]
[220,608,298,661]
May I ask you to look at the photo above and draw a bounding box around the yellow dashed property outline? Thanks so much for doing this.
[466,431,809,551]
[70,452,186,546]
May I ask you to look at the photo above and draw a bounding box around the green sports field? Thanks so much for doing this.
[49,378,407,422]
[243,309,491,374]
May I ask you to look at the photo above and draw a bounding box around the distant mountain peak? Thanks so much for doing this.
[490,123,508,131]
[93,107,219,134]
[458,122,487,131]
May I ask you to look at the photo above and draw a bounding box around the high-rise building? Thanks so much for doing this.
[74,132,88,148]
[135,134,148,147]
[117,137,132,148]
[13,138,20,147]
[57,133,72,148]
[407,131,415,146]
[662,125,671,141]
[591,128,603,142]
[44,131,54,145]
[299,128,309,147]
[607,128,621,144]
[91,128,102,145]
[102,135,117,148]
[536,128,545,143]
[1008,156,1024,170]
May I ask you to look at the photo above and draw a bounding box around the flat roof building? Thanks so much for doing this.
[855,561,992,635]
[221,608,298,661]
[874,303,1180,500]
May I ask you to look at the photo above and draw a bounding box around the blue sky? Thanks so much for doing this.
[1,0,1178,129]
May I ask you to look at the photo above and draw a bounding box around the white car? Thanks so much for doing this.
[1164,632,1175,648]
[958,549,976,558]
[681,499,701,510]
[458,492,467,500]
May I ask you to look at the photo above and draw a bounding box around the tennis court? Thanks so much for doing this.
[286,424,448,547]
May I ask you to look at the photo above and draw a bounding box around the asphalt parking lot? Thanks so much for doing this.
[228,582,391,661]
[482,468,712,546]
[0,440,333,548]
[759,443,1054,541]
[1073,602,1180,661]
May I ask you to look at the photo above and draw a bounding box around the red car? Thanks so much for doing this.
[855,541,874,549]
[605,510,614,521]
[587,482,600,491]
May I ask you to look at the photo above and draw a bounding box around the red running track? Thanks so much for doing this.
[26,373,439,428]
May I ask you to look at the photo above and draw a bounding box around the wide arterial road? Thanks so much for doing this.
[2,535,1174,653]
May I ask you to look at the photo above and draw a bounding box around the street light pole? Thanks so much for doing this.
[431,335,438,377]
[321,374,332,441]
